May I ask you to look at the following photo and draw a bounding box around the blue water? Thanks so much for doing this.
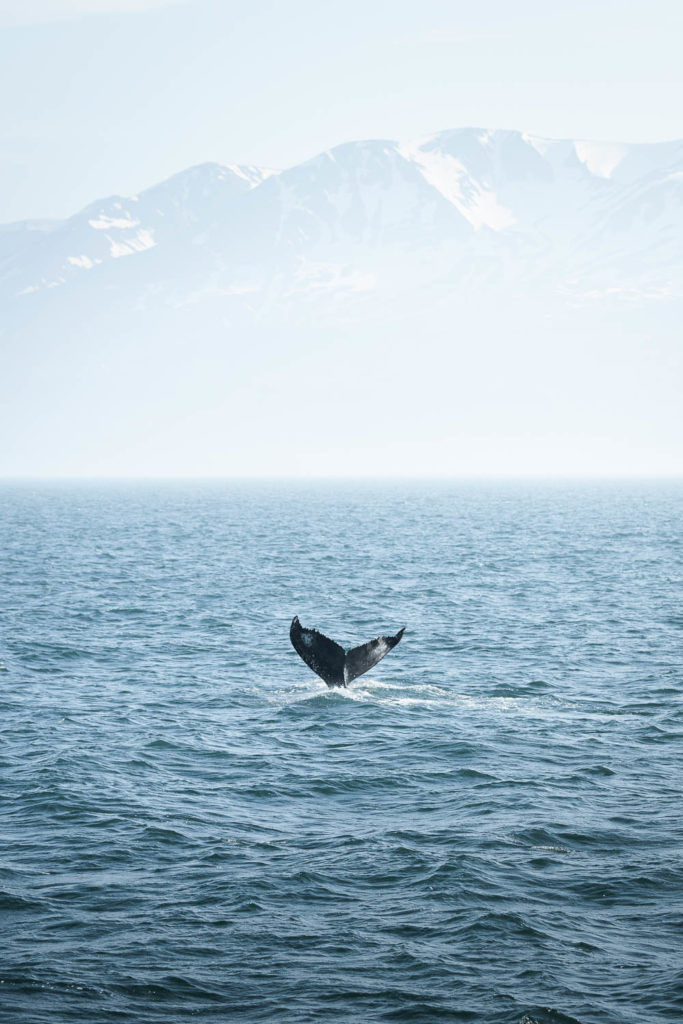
[1,481,682,1024]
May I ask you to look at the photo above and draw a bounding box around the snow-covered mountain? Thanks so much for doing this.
[3,128,683,318]
[0,162,274,300]
[2,128,682,478]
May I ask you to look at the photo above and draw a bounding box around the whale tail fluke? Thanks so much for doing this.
[290,616,405,687]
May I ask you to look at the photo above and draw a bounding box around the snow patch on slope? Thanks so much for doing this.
[109,229,156,258]
[67,254,97,269]
[399,140,515,230]
[574,141,628,179]
[89,213,140,230]
[226,164,279,188]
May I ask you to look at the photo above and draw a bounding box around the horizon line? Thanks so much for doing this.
[1,475,682,484]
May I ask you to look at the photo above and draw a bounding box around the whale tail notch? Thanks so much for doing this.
[290,616,405,687]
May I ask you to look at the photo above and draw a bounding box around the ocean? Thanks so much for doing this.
[1,481,681,1024]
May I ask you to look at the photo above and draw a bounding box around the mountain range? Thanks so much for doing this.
[3,127,683,320]
[2,127,682,477]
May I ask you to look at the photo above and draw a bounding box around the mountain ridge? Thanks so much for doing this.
[3,126,682,316]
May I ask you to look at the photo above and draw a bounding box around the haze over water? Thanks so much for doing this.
[1,481,682,1024]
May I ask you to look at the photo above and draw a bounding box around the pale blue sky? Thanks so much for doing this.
[1,0,682,222]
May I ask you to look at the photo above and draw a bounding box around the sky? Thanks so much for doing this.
[1,0,682,222]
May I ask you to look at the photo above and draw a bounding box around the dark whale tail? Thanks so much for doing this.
[290,616,405,687]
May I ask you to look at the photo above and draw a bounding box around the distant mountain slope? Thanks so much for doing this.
[2,128,682,318]
[0,163,275,300]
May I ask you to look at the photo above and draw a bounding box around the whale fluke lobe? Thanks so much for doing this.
[345,628,405,684]
[290,616,405,687]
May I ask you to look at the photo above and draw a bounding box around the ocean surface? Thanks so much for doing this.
[1,481,682,1024]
